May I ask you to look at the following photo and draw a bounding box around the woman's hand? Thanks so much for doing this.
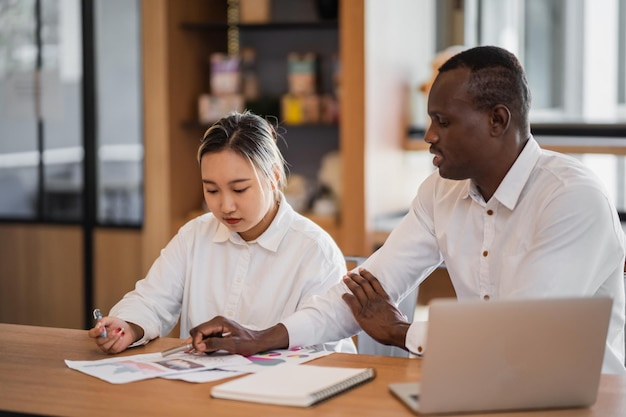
[88,316,142,354]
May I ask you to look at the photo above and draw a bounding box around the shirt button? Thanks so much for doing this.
[483,295,490,301]
[227,310,234,317]
[482,250,488,257]
[417,346,423,353]
[487,209,493,215]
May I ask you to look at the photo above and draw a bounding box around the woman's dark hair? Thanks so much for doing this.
[197,111,287,193]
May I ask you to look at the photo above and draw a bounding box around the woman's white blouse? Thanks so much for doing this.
[110,194,356,353]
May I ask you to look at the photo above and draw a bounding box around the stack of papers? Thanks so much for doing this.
[65,346,333,384]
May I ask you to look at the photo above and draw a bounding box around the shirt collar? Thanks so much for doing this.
[491,135,541,210]
[212,192,292,252]
[462,136,541,209]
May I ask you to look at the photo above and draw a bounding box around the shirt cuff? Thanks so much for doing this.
[128,334,151,348]
[405,320,428,356]
[281,312,311,348]
[112,315,154,347]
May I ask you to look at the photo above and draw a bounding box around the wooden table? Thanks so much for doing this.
[1,323,625,417]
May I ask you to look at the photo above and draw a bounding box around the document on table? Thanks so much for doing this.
[223,345,334,372]
[66,345,334,384]
[65,351,251,384]
[162,345,334,383]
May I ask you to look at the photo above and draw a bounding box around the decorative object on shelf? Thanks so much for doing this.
[282,52,325,125]
[287,52,318,95]
[210,53,241,95]
[281,94,304,125]
[198,53,244,124]
[281,93,320,125]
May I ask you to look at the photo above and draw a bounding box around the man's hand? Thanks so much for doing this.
[189,316,289,356]
[342,268,410,350]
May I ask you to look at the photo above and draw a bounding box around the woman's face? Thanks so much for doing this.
[200,149,275,241]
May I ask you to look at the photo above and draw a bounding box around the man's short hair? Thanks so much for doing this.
[439,45,531,129]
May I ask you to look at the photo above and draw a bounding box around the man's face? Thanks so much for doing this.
[424,67,495,181]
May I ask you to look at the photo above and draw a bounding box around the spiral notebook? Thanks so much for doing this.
[211,363,376,407]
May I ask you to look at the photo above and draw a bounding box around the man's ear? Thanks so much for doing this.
[490,104,511,136]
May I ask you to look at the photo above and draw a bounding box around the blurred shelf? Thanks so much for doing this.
[404,138,428,151]
[181,120,338,130]
[403,123,626,153]
[530,123,626,137]
[180,21,338,31]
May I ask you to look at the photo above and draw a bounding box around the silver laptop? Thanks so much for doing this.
[389,297,612,414]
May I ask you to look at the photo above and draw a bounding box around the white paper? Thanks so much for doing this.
[217,345,334,373]
[65,351,251,384]
[65,346,334,384]
[160,346,334,383]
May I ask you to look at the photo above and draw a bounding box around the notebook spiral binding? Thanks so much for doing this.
[310,368,377,405]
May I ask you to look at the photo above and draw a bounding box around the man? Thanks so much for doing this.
[190,46,626,374]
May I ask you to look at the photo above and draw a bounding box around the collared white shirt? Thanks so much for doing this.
[110,193,356,353]
[283,137,625,374]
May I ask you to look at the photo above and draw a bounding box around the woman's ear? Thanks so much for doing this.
[490,104,511,136]
[271,166,281,190]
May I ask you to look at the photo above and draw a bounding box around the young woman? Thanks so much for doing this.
[89,111,355,354]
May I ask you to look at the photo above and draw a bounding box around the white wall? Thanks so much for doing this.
[364,0,436,229]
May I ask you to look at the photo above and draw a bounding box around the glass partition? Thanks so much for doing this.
[94,0,143,225]
[0,0,83,221]
[41,0,83,221]
[0,0,41,219]
[0,0,143,225]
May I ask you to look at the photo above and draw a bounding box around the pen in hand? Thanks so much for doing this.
[161,331,231,357]
[92,308,107,339]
